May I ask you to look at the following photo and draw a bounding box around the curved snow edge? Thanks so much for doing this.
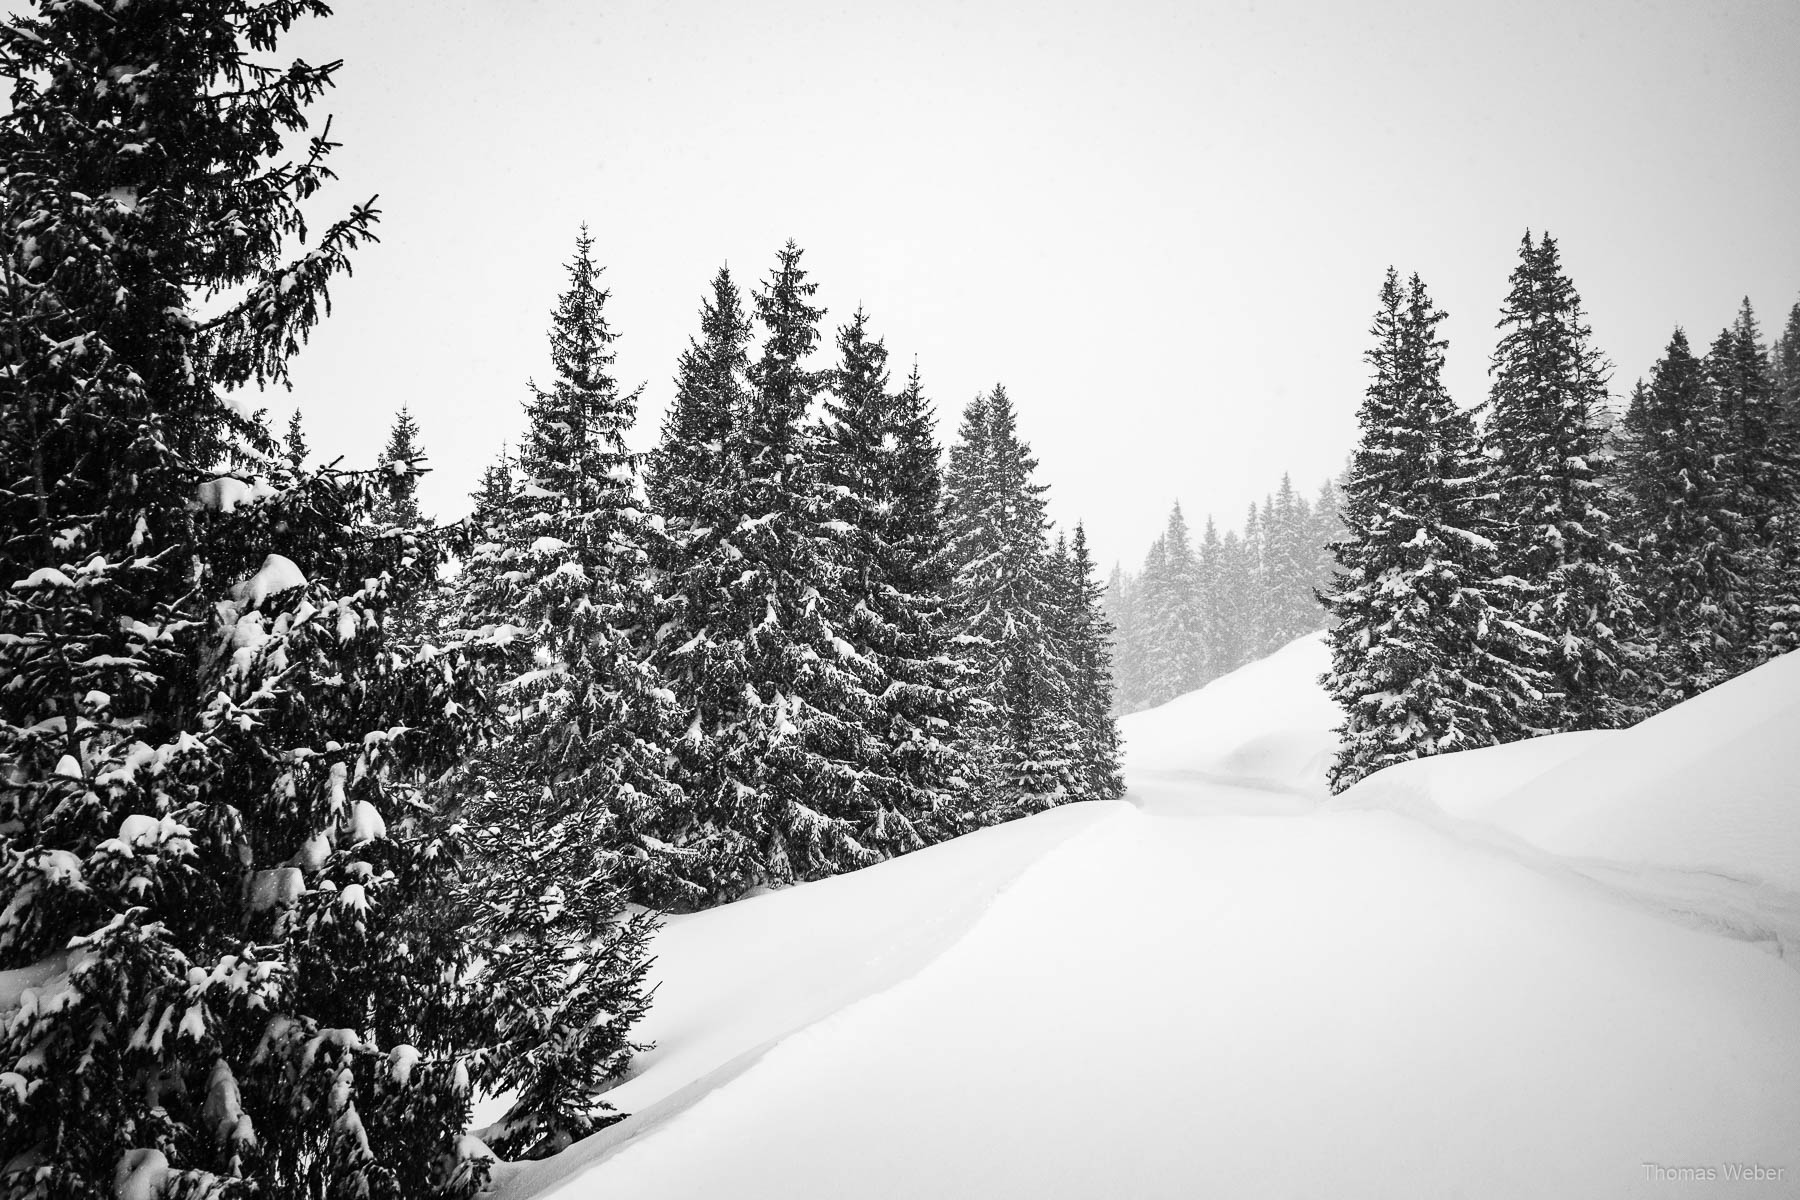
[490,800,1136,1200]
[1337,790,1800,967]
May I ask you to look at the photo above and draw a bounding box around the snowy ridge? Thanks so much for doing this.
[1119,632,1338,798]
[1337,767,1800,963]
[1333,648,1800,963]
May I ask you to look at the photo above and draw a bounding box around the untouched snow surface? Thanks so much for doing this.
[499,636,1800,1200]
[1334,648,1800,958]
[1119,633,1340,797]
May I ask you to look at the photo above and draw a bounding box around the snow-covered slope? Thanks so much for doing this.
[499,644,1800,1200]
[1334,650,1800,957]
[1121,632,1339,797]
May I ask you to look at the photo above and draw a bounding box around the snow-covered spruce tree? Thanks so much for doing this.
[439,449,517,647]
[1617,329,1757,702]
[1261,474,1320,650]
[1194,516,1225,686]
[1310,478,1342,612]
[0,3,499,1195]
[1102,563,1148,715]
[1480,232,1646,730]
[1209,524,1256,676]
[647,265,751,536]
[1705,301,1800,667]
[943,386,1080,818]
[1058,526,1125,799]
[1322,269,1550,792]
[285,409,310,473]
[374,405,425,528]
[441,228,670,1153]
[1708,301,1790,530]
[1139,503,1208,704]
[941,391,1002,763]
[1241,500,1272,657]
[643,266,758,900]
[1130,535,1169,705]
[653,242,884,899]
[366,406,433,645]
[1764,301,1800,654]
[1774,301,1800,418]
[820,328,969,850]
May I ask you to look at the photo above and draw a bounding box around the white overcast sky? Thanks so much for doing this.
[268,0,1800,571]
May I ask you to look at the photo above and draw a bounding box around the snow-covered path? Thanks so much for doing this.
[499,647,1800,1200]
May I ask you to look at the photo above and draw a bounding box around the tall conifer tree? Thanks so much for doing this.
[1195,516,1227,683]
[1323,270,1548,792]
[820,316,967,850]
[1764,301,1800,654]
[1204,527,1254,677]
[1061,526,1126,798]
[1310,478,1342,615]
[1140,503,1208,703]
[1773,301,1800,417]
[375,405,425,527]
[942,392,1001,744]
[1104,564,1148,714]
[1241,501,1271,655]
[653,242,884,898]
[1620,329,1758,700]
[285,408,310,473]
[1482,232,1645,729]
[1261,474,1319,649]
[447,227,669,1151]
[1708,301,1799,666]
[0,3,501,1193]
[647,266,752,534]
[943,386,1080,816]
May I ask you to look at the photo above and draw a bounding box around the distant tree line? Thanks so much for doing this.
[1323,234,1800,791]
[1106,477,1341,714]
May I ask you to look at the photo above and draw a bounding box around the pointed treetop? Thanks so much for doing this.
[284,407,309,472]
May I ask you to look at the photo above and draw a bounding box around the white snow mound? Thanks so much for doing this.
[1335,649,1800,956]
[492,640,1800,1200]
[1120,631,1337,797]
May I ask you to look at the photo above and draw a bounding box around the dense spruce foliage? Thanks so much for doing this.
[1314,237,1799,791]
[1321,269,1549,791]
[1481,233,1645,731]
[623,254,1120,906]
[0,2,501,1196]
[439,228,666,1156]
[0,0,1124,1184]
[942,387,1123,815]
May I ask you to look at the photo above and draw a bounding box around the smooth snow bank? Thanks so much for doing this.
[1120,632,1338,797]
[502,642,1800,1200]
[493,802,1120,1200]
[517,804,1800,1200]
[1334,650,1800,956]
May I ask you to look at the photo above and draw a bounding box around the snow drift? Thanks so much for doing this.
[1119,632,1338,797]
[488,640,1800,1200]
[1334,649,1800,958]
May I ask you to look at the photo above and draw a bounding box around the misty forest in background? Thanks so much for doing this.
[3,3,1799,1199]
[1112,233,1800,791]
[1106,476,1341,714]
